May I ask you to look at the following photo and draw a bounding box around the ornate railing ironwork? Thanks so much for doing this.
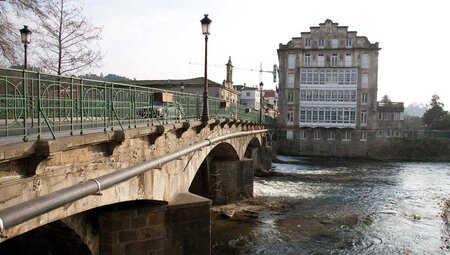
[0,68,275,142]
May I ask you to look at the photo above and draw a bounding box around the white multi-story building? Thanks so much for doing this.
[277,19,381,156]
[234,84,261,110]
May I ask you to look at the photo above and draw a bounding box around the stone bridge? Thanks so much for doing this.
[0,119,272,254]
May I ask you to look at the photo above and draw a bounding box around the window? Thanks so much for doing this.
[328,130,335,140]
[287,92,294,102]
[361,92,368,104]
[304,54,311,67]
[345,54,352,67]
[360,131,367,141]
[362,74,369,87]
[318,38,324,47]
[300,130,307,140]
[288,54,296,69]
[345,37,352,47]
[314,129,321,140]
[286,130,293,140]
[343,130,351,141]
[246,92,251,97]
[287,73,294,88]
[331,39,338,48]
[287,110,294,123]
[331,54,338,67]
[362,53,370,68]
[361,111,367,125]
[305,38,311,47]
[318,54,325,67]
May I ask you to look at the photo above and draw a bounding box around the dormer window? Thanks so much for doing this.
[331,39,338,48]
[305,38,311,47]
[345,37,352,47]
[318,38,324,47]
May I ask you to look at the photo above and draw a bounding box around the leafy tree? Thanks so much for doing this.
[422,94,450,129]
[404,102,427,117]
[34,0,103,75]
[104,74,131,81]
[78,73,131,82]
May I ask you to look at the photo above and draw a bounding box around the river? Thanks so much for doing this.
[211,156,450,254]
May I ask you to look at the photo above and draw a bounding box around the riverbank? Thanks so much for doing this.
[441,199,450,250]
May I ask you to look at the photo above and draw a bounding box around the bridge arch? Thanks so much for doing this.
[0,220,92,255]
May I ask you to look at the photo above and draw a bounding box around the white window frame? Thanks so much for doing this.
[300,130,307,140]
[287,110,294,123]
[360,131,367,141]
[342,130,351,141]
[305,38,311,47]
[313,129,321,140]
[287,92,294,103]
[361,111,367,125]
[304,54,311,67]
[318,54,325,67]
[331,54,338,67]
[331,39,338,48]
[287,73,294,88]
[286,130,293,140]
[362,53,370,68]
[345,37,352,47]
[361,92,368,104]
[328,130,335,140]
[345,54,352,67]
[362,74,369,87]
[288,54,296,69]
[318,38,324,48]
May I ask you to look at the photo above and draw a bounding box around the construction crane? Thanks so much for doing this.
[188,61,279,83]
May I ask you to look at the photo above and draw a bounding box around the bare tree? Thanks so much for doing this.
[0,0,40,66]
[34,0,102,75]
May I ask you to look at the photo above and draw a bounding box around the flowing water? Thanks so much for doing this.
[212,156,450,254]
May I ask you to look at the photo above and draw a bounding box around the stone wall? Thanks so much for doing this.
[98,194,211,255]
[210,159,254,205]
[276,129,450,161]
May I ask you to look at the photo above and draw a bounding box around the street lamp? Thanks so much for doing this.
[200,14,212,121]
[259,81,264,124]
[19,25,32,70]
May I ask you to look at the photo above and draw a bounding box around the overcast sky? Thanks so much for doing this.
[83,0,450,107]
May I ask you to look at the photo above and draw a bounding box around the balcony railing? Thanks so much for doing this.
[0,68,275,142]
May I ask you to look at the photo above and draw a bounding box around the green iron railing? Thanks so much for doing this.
[0,68,275,142]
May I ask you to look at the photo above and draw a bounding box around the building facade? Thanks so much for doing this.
[277,19,381,156]
[124,58,239,104]
[263,89,278,117]
[376,101,404,138]
[234,84,261,110]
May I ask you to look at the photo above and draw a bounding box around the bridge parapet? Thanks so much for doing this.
[0,68,275,143]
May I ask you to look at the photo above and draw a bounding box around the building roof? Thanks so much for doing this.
[234,85,259,91]
[263,90,276,97]
[122,77,222,87]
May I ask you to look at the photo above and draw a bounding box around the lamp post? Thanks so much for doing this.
[19,25,32,70]
[200,14,212,121]
[259,81,264,124]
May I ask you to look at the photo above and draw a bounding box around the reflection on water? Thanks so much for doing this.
[212,157,450,254]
